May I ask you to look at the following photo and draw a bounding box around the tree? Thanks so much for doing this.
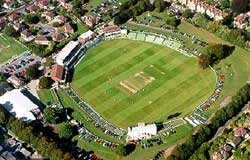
[154,0,165,12]
[3,26,18,37]
[24,14,40,24]
[192,13,209,28]
[26,65,39,80]
[57,122,75,139]
[166,15,180,27]
[230,0,248,14]
[116,144,136,156]
[182,9,194,19]
[198,55,210,69]
[220,0,230,9]
[39,77,53,89]
[44,107,66,124]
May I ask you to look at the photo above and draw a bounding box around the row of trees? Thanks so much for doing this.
[0,106,75,160]
[198,43,235,68]
[191,13,249,48]
[114,0,165,24]
[167,83,250,160]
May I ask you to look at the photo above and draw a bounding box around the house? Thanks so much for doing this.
[177,0,227,20]
[7,75,24,88]
[212,149,231,160]
[34,35,50,45]
[82,15,100,27]
[51,64,65,82]
[54,15,67,25]
[127,123,157,141]
[38,0,49,9]
[8,13,21,22]
[21,30,35,42]
[227,136,242,148]
[3,0,15,9]
[64,23,74,34]
[26,4,37,13]
[234,12,250,29]
[0,18,7,29]
[234,127,247,138]
[12,23,26,32]
[41,11,55,22]
[78,30,97,44]
[53,33,65,42]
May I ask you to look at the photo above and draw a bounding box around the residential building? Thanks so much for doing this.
[234,12,250,29]
[53,33,65,42]
[64,23,74,34]
[82,15,100,27]
[34,35,50,45]
[176,0,228,20]
[21,30,35,42]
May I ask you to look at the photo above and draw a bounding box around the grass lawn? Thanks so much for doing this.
[37,89,56,105]
[178,20,227,44]
[0,34,27,64]
[71,39,216,128]
[178,20,250,115]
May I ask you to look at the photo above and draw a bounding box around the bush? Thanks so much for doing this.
[57,122,75,139]
[39,77,53,89]
[44,107,66,124]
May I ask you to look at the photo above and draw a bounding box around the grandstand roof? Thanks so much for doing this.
[0,89,39,122]
[56,41,79,66]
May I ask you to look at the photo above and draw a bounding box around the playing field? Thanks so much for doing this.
[72,39,216,128]
[0,34,27,64]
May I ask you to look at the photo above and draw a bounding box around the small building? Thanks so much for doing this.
[64,23,74,34]
[21,30,34,42]
[234,127,247,138]
[54,15,67,25]
[41,11,55,22]
[53,33,65,42]
[34,35,50,45]
[82,15,100,27]
[8,13,21,22]
[227,136,242,148]
[127,123,157,141]
[26,4,37,13]
[234,12,250,29]
[56,41,79,66]
[0,89,40,122]
[78,30,97,44]
[38,0,49,9]
[0,18,7,29]
[51,64,65,82]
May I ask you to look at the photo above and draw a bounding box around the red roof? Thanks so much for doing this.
[234,127,247,137]
[51,64,64,82]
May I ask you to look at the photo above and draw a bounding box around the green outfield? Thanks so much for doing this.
[0,34,27,64]
[72,39,216,128]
